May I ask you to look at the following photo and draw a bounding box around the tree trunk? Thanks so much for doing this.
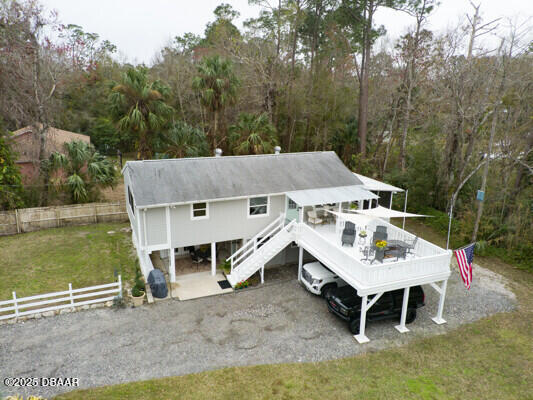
[399,83,412,171]
[471,109,497,242]
[212,109,219,151]
[357,1,373,158]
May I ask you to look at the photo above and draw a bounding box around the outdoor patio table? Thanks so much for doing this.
[387,239,410,249]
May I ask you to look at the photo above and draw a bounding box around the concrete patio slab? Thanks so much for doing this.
[172,271,233,300]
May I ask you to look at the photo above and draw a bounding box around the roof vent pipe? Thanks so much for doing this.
[215,148,223,157]
[274,146,281,155]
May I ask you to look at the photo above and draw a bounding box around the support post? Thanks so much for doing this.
[14,209,21,234]
[166,206,175,282]
[69,283,75,310]
[446,203,453,250]
[432,280,448,324]
[260,265,264,284]
[13,291,18,318]
[395,287,410,333]
[354,295,369,343]
[336,202,342,235]
[118,274,122,299]
[297,246,303,282]
[169,247,176,283]
[390,192,394,209]
[402,189,408,230]
[211,242,216,276]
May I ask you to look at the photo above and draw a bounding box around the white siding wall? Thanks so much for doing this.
[165,195,285,248]
[145,207,168,246]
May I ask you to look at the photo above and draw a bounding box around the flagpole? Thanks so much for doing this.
[402,189,408,230]
[446,202,453,250]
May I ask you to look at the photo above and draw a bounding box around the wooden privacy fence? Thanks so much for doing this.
[0,201,128,236]
[0,276,122,321]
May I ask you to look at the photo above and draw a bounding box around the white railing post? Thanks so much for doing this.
[230,258,234,273]
[118,274,122,299]
[13,291,18,318]
[69,283,74,310]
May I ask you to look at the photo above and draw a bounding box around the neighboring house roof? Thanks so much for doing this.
[10,125,90,164]
[353,173,404,193]
[124,151,363,207]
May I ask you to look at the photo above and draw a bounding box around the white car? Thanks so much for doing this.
[301,261,347,297]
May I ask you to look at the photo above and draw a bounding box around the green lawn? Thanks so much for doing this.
[56,221,533,400]
[0,223,137,299]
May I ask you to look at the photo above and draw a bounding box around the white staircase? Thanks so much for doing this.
[226,216,296,287]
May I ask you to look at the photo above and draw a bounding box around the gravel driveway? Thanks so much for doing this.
[0,263,516,399]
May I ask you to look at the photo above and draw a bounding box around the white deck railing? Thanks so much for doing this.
[0,276,122,321]
[298,222,451,290]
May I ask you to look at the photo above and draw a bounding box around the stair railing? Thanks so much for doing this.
[226,213,285,273]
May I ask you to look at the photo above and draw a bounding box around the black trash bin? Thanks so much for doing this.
[147,269,168,298]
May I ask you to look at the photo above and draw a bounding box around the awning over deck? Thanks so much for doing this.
[286,185,378,207]
[353,173,404,192]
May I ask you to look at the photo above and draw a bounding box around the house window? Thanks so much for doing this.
[128,187,135,215]
[288,199,297,210]
[248,196,269,217]
[191,202,209,219]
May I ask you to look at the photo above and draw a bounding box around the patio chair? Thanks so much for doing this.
[372,230,388,244]
[376,225,387,234]
[341,222,356,247]
[405,237,418,254]
[187,247,203,264]
[307,210,323,227]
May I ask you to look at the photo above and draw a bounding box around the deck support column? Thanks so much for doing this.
[166,206,175,283]
[211,242,216,276]
[431,280,448,324]
[169,247,176,283]
[297,246,303,282]
[355,292,384,344]
[394,287,410,333]
[355,295,370,344]
[260,265,264,284]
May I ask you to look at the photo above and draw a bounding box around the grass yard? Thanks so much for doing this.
[0,223,137,299]
[56,221,533,400]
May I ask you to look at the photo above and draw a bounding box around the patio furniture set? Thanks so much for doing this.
[341,222,418,264]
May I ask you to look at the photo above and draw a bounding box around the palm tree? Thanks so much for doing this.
[47,141,116,203]
[230,113,277,155]
[110,67,173,160]
[155,121,208,158]
[192,55,239,151]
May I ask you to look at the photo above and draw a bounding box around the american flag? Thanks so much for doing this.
[454,243,475,290]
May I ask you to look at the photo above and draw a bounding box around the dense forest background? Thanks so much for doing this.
[0,0,531,268]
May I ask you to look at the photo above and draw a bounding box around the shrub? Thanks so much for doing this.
[235,280,249,289]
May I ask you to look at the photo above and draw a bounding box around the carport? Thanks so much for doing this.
[294,212,452,343]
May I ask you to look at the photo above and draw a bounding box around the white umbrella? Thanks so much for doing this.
[353,205,429,218]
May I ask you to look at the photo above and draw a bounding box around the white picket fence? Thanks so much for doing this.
[0,276,122,321]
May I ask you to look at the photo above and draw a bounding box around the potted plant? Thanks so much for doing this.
[130,285,145,306]
[130,268,146,306]
[374,239,387,260]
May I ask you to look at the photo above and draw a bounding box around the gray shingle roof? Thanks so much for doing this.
[124,151,362,207]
